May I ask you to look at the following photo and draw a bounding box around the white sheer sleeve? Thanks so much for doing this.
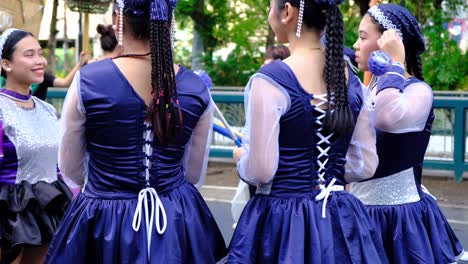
[237,74,290,184]
[375,81,433,133]
[183,99,214,188]
[345,86,378,182]
[59,72,87,188]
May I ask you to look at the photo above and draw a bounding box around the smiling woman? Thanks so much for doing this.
[0,28,73,264]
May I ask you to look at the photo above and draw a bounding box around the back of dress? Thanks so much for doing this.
[47,59,226,263]
[250,61,364,195]
[78,59,211,195]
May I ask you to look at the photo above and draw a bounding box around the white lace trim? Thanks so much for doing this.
[368,6,403,40]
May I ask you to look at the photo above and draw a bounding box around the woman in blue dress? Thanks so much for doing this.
[227,0,388,263]
[0,28,72,264]
[351,4,465,263]
[45,0,226,263]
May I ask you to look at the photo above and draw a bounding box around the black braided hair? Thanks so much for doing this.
[323,5,353,134]
[276,0,354,134]
[406,49,424,81]
[117,2,182,144]
[148,19,182,144]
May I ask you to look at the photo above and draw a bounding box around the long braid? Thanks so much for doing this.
[323,5,354,134]
[407,51,424,81]
[149,20,182,144]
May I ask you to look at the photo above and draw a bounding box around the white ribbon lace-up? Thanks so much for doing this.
[312,94,343,218]
[132,123,167,261]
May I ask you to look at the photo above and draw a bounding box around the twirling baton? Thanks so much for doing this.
[212,103,242,147]
[196,71,243,147]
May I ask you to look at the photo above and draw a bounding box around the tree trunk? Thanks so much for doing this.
[63,3,70,73]
[46,0,59,75]
[192,28,204,70]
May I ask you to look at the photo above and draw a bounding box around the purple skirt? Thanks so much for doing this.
[365,193,463,264]
[228,191,389,264]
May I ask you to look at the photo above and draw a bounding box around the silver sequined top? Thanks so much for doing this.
[0,95,60,184]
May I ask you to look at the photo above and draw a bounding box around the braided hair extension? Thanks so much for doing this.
[116,1,182,144]
[276,0,354,134]
[323,5,353,134]
[406,50,424,81]
[148,18,183,144]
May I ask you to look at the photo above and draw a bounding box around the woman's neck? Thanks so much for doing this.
[4,79,31,95]
[288,30,324,55]
[119,37,150,55]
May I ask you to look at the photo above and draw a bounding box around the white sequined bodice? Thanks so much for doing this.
[0,96,60,184]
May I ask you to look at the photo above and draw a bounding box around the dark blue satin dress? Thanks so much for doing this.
[352,77,463,264]
[45,60,226,263]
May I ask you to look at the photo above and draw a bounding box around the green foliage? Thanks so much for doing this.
[175,0,269,85]
[402,0,468,90]
[422,21,468,91]
[341,3,361,49]
[205,46,263,86]
[174,0,467,90]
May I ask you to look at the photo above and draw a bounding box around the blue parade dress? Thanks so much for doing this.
[45,59,227,263]
[351,77,463,264]
[227,60,388,264]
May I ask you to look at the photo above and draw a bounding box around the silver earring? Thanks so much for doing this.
[112,25,117,31]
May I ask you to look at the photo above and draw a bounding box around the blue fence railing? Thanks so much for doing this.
[46,88,468,181]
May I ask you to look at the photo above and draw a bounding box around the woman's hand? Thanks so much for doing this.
[377,29,405,65]
[79,51,91,67]
[233,147,244,162]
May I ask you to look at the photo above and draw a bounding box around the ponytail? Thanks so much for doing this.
[148,19,182,144]
[323,5,354,135]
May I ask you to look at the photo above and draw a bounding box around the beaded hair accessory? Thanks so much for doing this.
[368,6,403,40]
[114,0,177,48]
[296,0,305,38]
[171,11,176,50]
[296,0,344,38]
[0,28,19,76]
[116,0,125,48]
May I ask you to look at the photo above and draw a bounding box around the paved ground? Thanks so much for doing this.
[202,161,468,259]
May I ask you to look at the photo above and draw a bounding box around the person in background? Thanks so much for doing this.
[351,4,466,263]
[44,0,226,262]
[32,51,90,100]
[0,50,90,101]
[90,24,121,62]
[0,28,72,264]
[227,0,388,262]
[263,44,290,65]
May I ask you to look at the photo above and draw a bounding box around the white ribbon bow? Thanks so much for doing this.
[315,178,344,218]
[132,186,167,261]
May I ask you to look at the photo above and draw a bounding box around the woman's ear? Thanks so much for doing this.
[281,2,296,25]
[1,60,12,73]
